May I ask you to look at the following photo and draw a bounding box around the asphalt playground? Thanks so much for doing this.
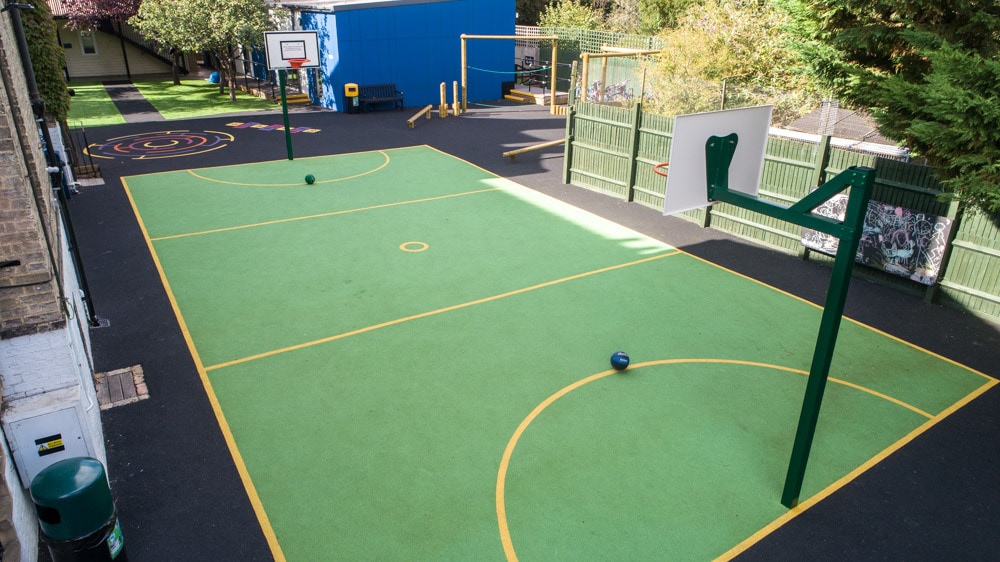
[62,94,1000,560]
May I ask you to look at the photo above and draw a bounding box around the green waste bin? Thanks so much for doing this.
[30,457,126,561]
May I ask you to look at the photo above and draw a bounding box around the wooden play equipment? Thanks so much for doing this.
[407,105,433,128]
[501,138,565,162]
[460,34,560,115]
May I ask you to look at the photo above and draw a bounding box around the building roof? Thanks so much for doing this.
[47,0,69,17]
[786,107,895,146]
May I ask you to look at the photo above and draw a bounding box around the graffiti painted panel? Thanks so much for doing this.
[801,195,954,285]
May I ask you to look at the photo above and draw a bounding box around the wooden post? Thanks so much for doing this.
[567,60,578,106]
[550,38,558,115]
[581,53,589,103]
[501,138,565,162]
[460,35,468,113]
[439,82,448,118]
[452,81,459,116]
[597,57,608,103]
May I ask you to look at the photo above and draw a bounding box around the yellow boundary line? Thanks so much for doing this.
[679,251,995,383]
[122,177,287,562]
[204,251,680,371]
[717,376,996,561]
[150,187,500,242]
[184,149,391,187]
[124,145,996,561]
[494,358,951,561]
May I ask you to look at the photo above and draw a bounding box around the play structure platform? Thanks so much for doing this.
[504,85,568,107]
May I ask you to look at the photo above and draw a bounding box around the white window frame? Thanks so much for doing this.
[79,31,98,56]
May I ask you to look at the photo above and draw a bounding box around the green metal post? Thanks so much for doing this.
[279,69,294,160]
[625,102,642,201]
[704,136,877,508]
[781,168,874,507]
[562,106,575,184]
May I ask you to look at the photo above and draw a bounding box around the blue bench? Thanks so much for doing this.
[359,84,404,112]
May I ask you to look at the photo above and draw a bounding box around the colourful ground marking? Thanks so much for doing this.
[123,145,994,560]
[86,130,234,160]
[227,121,321,133]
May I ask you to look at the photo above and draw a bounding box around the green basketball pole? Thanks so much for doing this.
[278,68,294,160]
[704,134,876,508]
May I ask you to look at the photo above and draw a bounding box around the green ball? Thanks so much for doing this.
[305,174,315,184]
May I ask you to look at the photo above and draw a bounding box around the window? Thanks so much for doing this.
[80,31,97,56]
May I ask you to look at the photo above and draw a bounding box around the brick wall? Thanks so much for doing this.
[0,9,104,561]
[0,10,63,340]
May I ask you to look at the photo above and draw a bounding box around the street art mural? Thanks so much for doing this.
[802,195,954,285]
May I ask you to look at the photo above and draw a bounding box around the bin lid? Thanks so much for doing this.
[30,457,115,541]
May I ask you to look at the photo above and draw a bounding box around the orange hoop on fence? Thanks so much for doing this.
[653,162,669,177]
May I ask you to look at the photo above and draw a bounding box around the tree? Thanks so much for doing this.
[62,0,141,30]
[21,0,71,122]
[780,0,1000,212]
[516,0,549,25]
[648,0,821,122]
[539,0,603,29]
[131,0,272,101]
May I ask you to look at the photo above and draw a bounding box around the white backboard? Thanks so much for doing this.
[264,31,320,70]
[662,105,773,216]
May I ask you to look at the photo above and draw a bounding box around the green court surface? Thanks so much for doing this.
[123,146,993,560]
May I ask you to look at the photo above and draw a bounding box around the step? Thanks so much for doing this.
[282,93,312,105]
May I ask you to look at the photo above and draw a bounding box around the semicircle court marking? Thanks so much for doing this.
[184,150,391,187]
[85,130,234,160]
[494,357,934,562]
[400,241,429,252]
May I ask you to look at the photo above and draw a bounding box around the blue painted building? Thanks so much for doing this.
[285,0,515,112]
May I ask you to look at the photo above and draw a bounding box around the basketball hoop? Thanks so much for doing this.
[287,58,309,69]
[653,162,669,177]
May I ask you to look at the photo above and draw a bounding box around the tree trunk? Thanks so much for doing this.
[216,50,238,102]
[171,49,181,86]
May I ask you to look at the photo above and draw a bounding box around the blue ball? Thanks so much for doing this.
[610,351,630,371]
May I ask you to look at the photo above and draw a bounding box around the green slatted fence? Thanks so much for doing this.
[562,101,1000,323]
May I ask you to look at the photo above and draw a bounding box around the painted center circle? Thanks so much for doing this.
[400,241,429,253]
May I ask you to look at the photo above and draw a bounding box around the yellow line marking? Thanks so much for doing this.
[184,149,390,186]
[150,188,500,241]
[122,177,287,562]
[829,378,933,418]
[679,250,995,383]
[400,241,429,252]
[716,376,997,561]
[204,251,680,372]
[496,358,985,561]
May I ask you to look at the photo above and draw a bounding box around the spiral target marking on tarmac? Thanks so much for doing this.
[85,130,234,160]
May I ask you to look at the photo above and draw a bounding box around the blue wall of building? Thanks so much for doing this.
[300,0,514,112]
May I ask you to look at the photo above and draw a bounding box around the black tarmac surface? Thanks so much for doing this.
[62,100,999,561]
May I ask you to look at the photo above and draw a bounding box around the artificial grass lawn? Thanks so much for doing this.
[133,78,275,120]
[66,82,126,128]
